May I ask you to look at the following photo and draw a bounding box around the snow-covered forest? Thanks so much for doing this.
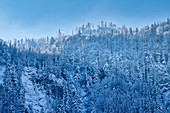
[0,19,170,113]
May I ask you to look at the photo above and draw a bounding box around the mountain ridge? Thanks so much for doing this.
[0,19,169,113]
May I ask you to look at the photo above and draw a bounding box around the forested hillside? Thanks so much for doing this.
[0,19,170,113]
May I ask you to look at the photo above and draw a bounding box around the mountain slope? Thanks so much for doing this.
[0,19,170,113]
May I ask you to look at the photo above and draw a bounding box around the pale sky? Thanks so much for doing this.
[0,0,169,40]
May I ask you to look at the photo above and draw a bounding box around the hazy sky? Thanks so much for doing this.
[0,0,169,40]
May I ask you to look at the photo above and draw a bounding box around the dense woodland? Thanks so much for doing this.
[0,19,170,113]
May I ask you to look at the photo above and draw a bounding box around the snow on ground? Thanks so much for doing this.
[0,66,5,85]
[22,67,46,113]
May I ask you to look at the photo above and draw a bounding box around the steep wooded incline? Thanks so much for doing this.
[0,19,170,113]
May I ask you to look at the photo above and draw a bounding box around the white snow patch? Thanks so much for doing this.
[22,67,46,113]
[0,66,5,84]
